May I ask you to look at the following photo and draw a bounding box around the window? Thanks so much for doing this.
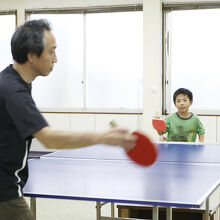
[163,4,220,115]
[29,14,84,109]
[0,12,16,72]
[27,6,143,112]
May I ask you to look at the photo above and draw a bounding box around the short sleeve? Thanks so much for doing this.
[6,89,48,140]
[196,117,205,136]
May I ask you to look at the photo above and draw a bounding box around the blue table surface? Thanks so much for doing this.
[24,143,220,208]
[42,142,220,164]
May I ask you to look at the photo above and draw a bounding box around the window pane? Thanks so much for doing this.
[30,14,84,109]
[0,15,15,71]
[86,12,143,109]
[168,9,220,113]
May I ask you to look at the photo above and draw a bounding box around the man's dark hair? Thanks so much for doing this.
[11,19,51,64]
[173,88,193,103]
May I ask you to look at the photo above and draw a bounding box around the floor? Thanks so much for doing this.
[25,197,115,220]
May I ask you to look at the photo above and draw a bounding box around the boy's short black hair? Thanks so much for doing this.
[173,88,193,103]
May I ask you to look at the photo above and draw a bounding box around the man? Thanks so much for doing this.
[0,19,136,220]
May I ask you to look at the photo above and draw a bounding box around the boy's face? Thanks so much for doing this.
[174,94,192,114]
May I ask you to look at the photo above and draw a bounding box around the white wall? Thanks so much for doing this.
[31,113,142,151]
[200,116,217,143]
[0,0,143,25]
[143,0,162,141]
[30,112,219,152]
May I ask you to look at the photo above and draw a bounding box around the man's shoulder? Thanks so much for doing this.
[0,65,14,75]
[0,65,26,92]
[0,66,11,91]
[0,65,16,84]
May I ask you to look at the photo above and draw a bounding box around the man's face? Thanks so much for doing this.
[174,94,192,113]
[32,30,57,76]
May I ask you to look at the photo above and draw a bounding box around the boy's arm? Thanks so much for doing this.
[199,133,204,142]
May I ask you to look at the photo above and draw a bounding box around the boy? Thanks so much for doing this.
[154,88,205,142]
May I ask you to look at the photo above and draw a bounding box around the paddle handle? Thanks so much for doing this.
[109,120,117,128]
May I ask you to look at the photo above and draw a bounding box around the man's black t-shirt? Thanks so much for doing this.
[0,65,48,201]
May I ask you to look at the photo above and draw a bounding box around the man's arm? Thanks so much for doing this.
[33,126,136,151]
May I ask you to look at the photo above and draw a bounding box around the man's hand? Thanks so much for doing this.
[99,127,137,151]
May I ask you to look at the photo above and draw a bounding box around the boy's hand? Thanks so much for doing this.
[152,113,166,136]
[153,112,160,119]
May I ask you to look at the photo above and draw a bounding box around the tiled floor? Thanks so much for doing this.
[25,197,115,220]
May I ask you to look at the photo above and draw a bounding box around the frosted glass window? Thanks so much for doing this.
[165,9,220,114]
[86,12,143,109]
[0,15,15,72]
[29,14,84,109]
[28,10,143,112]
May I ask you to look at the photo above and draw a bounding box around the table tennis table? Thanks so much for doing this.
[23,142,220,220]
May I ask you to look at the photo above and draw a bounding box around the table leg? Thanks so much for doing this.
[30,197,36,219]
[111,202,114,217]
[166,207,172,220]
[219,191,220,220]
[96,202,101,220]
[206,199,210,220]
[152,206,159,220]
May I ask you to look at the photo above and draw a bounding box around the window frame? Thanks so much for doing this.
[162,3,220,116]
[0,10,17,71]
[0,10,16,16]
[25,5,143,114]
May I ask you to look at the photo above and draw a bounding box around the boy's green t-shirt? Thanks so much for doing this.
[163,112,205,142]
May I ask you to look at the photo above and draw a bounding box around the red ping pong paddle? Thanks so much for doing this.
[152,119,166,131]
[126,131,158,166]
